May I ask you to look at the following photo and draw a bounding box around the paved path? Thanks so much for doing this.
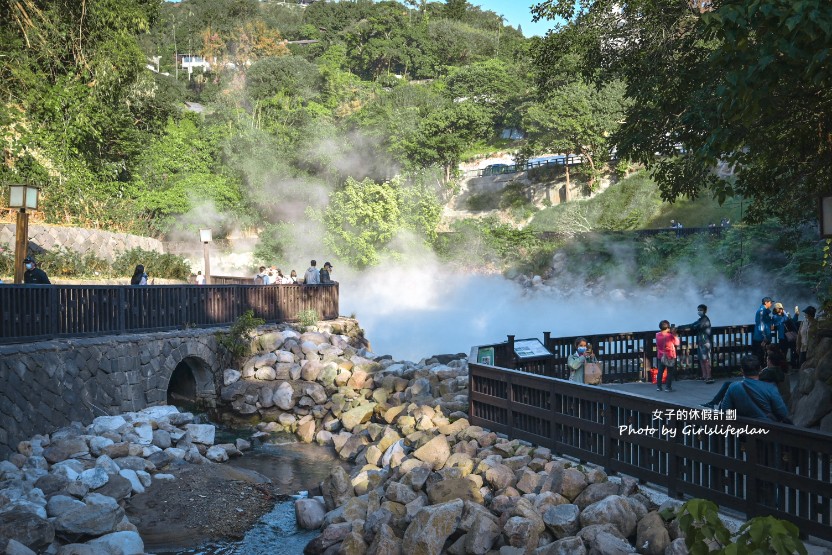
[600,374,798,407]
[598,377,739,407]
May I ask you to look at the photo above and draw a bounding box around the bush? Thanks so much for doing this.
[217,310,265,359]
[298,308,318,330]
[0,243,13,277]
[112,248,191,280]
[38,247,110,277]
[671,498,806,555]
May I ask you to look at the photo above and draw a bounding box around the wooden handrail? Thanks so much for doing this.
[476,325,754,381]
[468,360,832,542]
[0,283,339,344]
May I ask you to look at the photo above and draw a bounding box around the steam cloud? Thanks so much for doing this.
[340,253,816,362]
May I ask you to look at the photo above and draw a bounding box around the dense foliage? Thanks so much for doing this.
[0,0,542,261]
[0,0,826,305]
[0,246,191,281]
[532,0,832,225]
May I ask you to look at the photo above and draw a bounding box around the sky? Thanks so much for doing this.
[469,0,557,37]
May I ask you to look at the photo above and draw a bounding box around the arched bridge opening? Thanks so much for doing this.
[166,356,215,411]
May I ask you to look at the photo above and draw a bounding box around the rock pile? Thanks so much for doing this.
[791,335,832,430]
[218,326,695,554]
[218,327,469,447]
[302,414,691,555]
[0,405,248,554]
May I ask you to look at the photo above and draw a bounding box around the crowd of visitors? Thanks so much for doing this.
[253,259,335,285]
[753,296,814,369]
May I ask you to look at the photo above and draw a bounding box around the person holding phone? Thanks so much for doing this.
[567,337,595,383]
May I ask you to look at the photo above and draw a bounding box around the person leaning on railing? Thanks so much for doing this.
[319,262,334,284]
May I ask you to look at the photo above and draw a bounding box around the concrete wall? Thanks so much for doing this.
[0,224,164,262]
[0,328,231,458]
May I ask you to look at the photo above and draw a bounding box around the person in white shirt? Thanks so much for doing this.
[304,260,320,284]
[255,266,270,285]
[195,271,205,285]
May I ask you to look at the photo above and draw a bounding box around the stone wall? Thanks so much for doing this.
[0,328,232,459]
[0,223,164,262]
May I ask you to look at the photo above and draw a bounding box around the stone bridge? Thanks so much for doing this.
[0,328,234,459]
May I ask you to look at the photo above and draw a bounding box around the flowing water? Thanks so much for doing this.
[158,438,351,555]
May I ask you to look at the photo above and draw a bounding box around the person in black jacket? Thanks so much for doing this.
[681,304,713,383]
[23,257,51,284]
[320,262,334,284]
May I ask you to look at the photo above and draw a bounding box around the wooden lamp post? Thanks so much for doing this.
[8,184,39,284]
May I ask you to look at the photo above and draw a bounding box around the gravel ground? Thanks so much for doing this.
[125,462,280,553]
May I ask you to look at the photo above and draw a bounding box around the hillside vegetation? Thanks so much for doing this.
[0,0,828,306]
[529,172,743,233]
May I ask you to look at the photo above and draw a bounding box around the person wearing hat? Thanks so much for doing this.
[796,305,817,368]
[753,297,773,362]
[319,262,334,284]
[23,256,51,284]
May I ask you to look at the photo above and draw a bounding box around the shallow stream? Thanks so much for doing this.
[156,440,350,555]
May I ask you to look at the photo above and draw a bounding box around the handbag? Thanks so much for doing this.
[785,331,797,343]
[584,362,602,385]
[660,354,676,368]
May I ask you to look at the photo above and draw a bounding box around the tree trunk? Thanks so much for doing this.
[585,152,596,191]
[564,162,571,202]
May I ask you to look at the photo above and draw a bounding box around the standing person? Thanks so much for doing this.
[753,297,774,361]
[796,306,817,367]
[681,304,713,383]
[304,260,320,285]
[23,257,51,284]
[770,302,799,366]
[195,271,205,285]
[254,266,270,285]
[719,355,790,423]
[655,320,677,392]
[320,262,334,284]
[567,337,595,383]
[289,270,298,284]
[130,265,148,286]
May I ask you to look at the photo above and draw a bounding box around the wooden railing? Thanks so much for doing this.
[483,325,754,382]
[0,283,339,344]
[468,357,832,542]
[466,155,584,177]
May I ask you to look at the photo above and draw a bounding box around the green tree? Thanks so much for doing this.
[523,79,627,196]
[532,0,832,225]
[246,55,322,102]
[396,102,493,182]
[322,175,440,267]
[324,176,402,267]
[443,0,471,21]
[0,0,166,229]
[445,59,527,127]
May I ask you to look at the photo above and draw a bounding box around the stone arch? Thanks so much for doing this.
[159,340,218,410]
